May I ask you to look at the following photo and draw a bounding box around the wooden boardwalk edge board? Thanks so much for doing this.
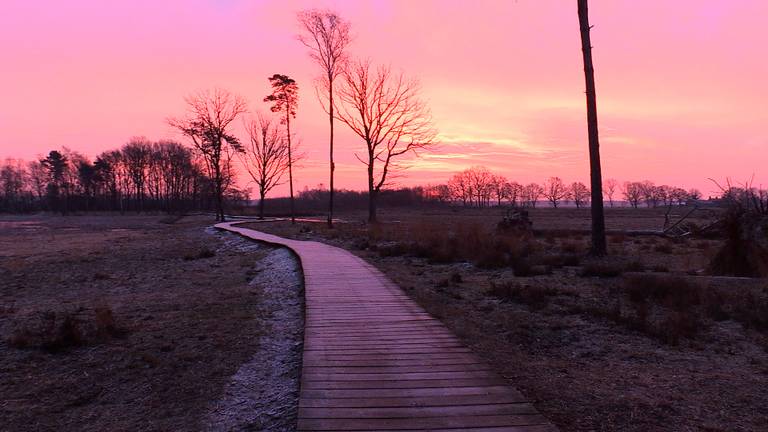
[215,221,558,432]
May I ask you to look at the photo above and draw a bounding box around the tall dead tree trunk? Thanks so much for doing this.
[578,0,607,255]
[297,10,351,228]
[286,112,295,224]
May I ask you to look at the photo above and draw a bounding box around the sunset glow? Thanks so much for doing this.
[2,0,766,196]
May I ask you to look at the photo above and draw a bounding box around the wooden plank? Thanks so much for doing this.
[298,402,539,418]
[299,393,529,408]
[302,364,491,374]
[297,414,551,431]
[300,386,524,399]
[301,370,495,381]
[300,378,508,390]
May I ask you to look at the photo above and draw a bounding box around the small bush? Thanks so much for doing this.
[377,242,410,257]
[580,259,644,278]
[183,247,216,261]
[540,253,581,268]
[609,233,627,244]
[513,260,551,277]
[623,274,701,311]
[709,212,768,277]
[561,241,580,253]
[488,281,556,310]
[580,261,624,278]
[9,311,84,352]
[8,306,124,353]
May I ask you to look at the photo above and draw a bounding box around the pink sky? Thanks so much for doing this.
[1,0,766,197]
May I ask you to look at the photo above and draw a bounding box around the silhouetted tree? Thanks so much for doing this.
[0,159,27,212]
[603,178,618,207]
[169,88,247,221]
[623,181,643,208]
[543,176,569,208]
[505,181,523,207]
[298,9,352,228]
[265,74,299,224]
[27,160,47,203]
[448,171,471,206]
[523,183,543,208]
[571,181,590,208]
[41,150,68,214]
[76,159,97,211]
[491,174,508,206]
[639,180,660,207]
[122,137,152,211]
[336,60,436,222]
[578,0,607,255]
[239,114,290,219]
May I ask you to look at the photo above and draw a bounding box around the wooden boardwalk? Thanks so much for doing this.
[217,222,556,432]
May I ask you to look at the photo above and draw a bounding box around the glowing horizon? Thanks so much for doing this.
[1,0,766,198]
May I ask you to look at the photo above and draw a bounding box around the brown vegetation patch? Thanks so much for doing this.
[0,215,293,431]
[248,207,767,432]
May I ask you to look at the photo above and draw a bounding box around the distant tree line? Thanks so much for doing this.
[0,138,246,214]
[422,166,704,209]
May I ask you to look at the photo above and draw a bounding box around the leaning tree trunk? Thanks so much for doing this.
[578,0,607,256]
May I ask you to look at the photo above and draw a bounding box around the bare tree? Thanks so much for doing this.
[448,171,470,206]
[505,181,523,207]
[523,183,543,208]
[578,0,607,255]
[622,181,643,208]
[27,160,47,202]
[571,181,590,208]
[465,166,494,207]
[491,174,508,206]
[264,74,299,224]
[0,159,27,212]
[298,9,352,228]
[122,137,152,211]
[543,176,569,208]
[239,114,290,219]
[169,88,247,221]
[335,60,436,222]
[639,180,659,207]
[603,178,618,207]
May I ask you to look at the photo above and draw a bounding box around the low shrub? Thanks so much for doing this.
[375,221,534,269]
[580,259,645,278]
[623,274,701,311]
[8,306,125,353]
[488,281,557,310]
[513,260,551,277]
[540,253,581,268]
[183,247,216,261]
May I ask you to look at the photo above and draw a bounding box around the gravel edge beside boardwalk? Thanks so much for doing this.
[204,234,304,432]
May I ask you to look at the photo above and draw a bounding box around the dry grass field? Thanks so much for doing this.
[0,215,302,431]
[246,205,768,432]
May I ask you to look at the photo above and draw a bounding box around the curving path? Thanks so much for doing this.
[216,221,556,432]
